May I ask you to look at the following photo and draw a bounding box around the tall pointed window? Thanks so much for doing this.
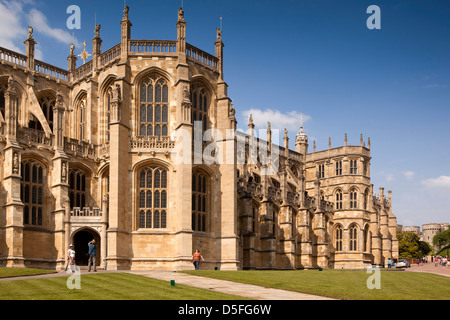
[335,160,342,176]
[0,83,6,119]
[335,189,343,210]
[190,84,209,132]
[350,188,358,209]
[138,166,168,229]
[38,96,55,132]
[350,160,358,174]
[335,225,343,252]
[106,89,111,142]
[349,225,358,251]
[69,169,87,209]
[192,171,208,232]
[21,160,44,226]
[78,95,87,141]
[139,76,169,139]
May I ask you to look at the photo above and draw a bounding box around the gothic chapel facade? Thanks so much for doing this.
[0,6,398,270]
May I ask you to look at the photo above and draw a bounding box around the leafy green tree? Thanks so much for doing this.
[418,241,432,257]
[397,231,421,259]
[433,229,450,248]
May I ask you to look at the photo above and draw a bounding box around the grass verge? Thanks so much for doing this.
[182,269,450,300]
[0,267,56,278]
[0,272,248,300]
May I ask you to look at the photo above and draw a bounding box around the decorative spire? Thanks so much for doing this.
[296,115,307,139]
[283,129,289,156]
[123,5,129,20]
[296,123,307,139]
[27,25,34,40]
[78,41,91,64]
[178,6,185,23]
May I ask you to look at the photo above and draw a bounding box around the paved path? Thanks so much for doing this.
[126,270,335,300]
[405,262,450,277]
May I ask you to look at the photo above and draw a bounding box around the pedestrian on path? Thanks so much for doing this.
[67,244,76,273]
[191,249,204,270]
[88,240,97,272]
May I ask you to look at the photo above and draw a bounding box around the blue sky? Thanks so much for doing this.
[1,0,449,227]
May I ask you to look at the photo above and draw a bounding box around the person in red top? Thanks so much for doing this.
[191,249,204,270]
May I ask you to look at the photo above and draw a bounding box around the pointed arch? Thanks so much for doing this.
[135,160,170,230]
[349,223,359,252]
[334,188,343,210]
[192,167,210,232]
[334,224,344,252]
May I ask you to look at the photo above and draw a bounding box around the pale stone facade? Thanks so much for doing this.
[0,6,397,270]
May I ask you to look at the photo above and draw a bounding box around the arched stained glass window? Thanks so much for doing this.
[21,160,45,226]
[335,226,343,252]
[350,225,358,251]
[190,84,209,132]
[192,171,208,232]
[350,188,358,209]
[139,77,169,139]
[137,166,168,229]
[335,190,343,210]
[69,169,88,210]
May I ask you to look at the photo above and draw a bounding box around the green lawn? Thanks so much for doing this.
[0,267,56,278]
[182,269,450,300]
[0,272,247,300]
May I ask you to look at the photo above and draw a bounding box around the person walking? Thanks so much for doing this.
[67,244,76,273]
[87,240,97,272]
[191,249,204,270]
[387,258,392,268]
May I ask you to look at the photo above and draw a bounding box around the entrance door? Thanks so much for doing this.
[73,229,100,266]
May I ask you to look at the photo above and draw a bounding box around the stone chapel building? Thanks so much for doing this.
[0,6,398,271]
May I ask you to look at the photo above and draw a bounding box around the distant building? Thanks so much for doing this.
[399,223,449,252]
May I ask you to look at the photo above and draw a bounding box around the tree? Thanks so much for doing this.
[433,229,450,249]
[418,241,432,257]
[397,231,421,259]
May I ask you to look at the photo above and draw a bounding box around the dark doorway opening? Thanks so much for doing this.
[73,229,100,266]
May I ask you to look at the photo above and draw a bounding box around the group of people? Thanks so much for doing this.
[433,255,448,267]
[67,243,205,272]
[66,240,97,273]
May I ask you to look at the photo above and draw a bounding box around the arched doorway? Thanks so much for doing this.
[73,228,100,266]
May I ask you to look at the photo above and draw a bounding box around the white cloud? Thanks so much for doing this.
[0,0,28,52]
[422,176,450,188]
[380,171,394,182]
[0,0,79,61]
[28,8,80,47]
[403,171,415,179]
[241,108,311,134]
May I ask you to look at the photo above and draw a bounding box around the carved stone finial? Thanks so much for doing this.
[123,5,129,19]
[94,24,101,38]
[27,26,33,39]
[178,6,185,22]
[216,27,222,41]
